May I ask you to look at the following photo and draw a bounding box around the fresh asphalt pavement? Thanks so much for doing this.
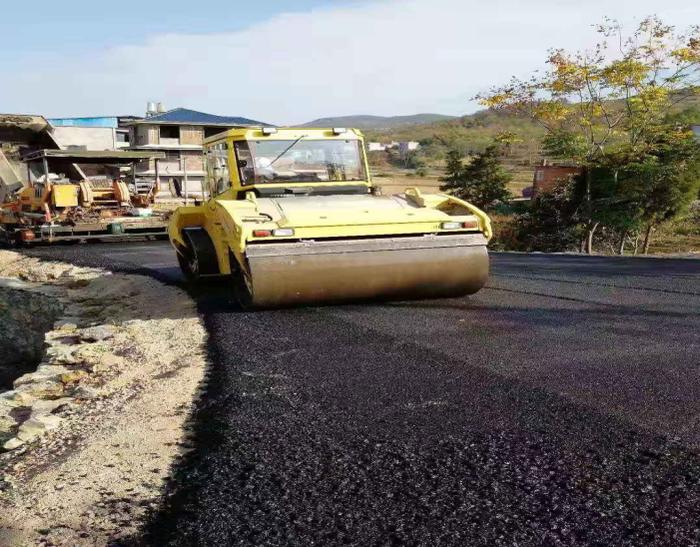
[24,241,700,546]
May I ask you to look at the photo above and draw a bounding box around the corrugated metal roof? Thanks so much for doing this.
[22,149,166,163]
[48,117,118,128]
[129,108,268,126]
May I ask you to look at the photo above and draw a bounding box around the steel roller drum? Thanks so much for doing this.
[243,233,489,307]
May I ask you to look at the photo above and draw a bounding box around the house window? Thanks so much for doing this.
[160,125,179,139]
[135,127,148,146]
[164,151,181,167]
[204,127,224,139]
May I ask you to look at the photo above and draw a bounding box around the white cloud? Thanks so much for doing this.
[1,0,697,123]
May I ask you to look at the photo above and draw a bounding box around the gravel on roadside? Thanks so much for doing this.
[0,250,208,546]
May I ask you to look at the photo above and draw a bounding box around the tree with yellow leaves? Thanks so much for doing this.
[480,16,700,253]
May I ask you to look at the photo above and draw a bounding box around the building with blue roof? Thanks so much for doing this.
[48,116,119,128]
[46,116,141,150]
[125,106,269,198]
[134,108,267,127]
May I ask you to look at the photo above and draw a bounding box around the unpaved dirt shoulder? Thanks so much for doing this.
[0,250,208,546]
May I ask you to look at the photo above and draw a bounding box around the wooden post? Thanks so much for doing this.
[41,156,51,222]
[154,158,160,197]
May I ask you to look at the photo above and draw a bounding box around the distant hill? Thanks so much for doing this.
[363,93,700,160]
[364,108,546,157]
[300,114,457,130]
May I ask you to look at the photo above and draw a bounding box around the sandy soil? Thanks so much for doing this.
[0,250,208,546]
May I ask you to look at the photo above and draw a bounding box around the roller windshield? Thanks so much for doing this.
[235,139,366,184]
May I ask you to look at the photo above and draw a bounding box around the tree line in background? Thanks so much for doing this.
[440,16,700,255]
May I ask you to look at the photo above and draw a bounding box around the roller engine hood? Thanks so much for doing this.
[246,194,468,228]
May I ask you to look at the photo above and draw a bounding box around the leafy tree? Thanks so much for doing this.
[516,179,582,252]
[440,145,512,210]
[581,166,645,254]
[404,150,426,170]
[632,133,700,252]
[441,149,463,186]
[493,130,522,157]
[480,16,700,253]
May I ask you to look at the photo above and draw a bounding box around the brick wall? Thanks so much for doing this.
[180,126,204,145]
[182,150,204,172]
[533,165,582,195]
[133,125,159,146]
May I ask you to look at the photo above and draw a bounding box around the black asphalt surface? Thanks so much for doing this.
[24,242,700,546]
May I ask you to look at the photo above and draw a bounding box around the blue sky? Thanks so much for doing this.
[1,0,697,124]
[1,1,355,55]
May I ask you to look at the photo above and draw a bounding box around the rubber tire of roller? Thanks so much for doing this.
[178,228,219,283]
[231,270,255,310]
[229,248,254,310]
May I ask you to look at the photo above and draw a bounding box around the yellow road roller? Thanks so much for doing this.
[168,127,492,308]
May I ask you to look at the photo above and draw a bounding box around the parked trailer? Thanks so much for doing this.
[0,149,170,245]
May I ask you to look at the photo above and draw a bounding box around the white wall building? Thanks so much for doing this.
[50,126,117,151]
[367,142,388,152]
[47,116,137,151]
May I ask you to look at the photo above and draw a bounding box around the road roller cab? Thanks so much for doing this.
[168,127,492,308]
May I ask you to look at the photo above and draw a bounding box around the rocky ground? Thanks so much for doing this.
[0,285,62,390]
[0,250,208,546]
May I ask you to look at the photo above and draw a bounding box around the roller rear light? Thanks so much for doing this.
[273,228,295,237]
[252,228,295,238]
[441,220,480,230]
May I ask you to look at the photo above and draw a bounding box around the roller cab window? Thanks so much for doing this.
[234,139,366,185]
[206,143,230,195]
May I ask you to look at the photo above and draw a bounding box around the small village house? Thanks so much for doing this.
[126,104,266,197]
[532,163,582,196]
